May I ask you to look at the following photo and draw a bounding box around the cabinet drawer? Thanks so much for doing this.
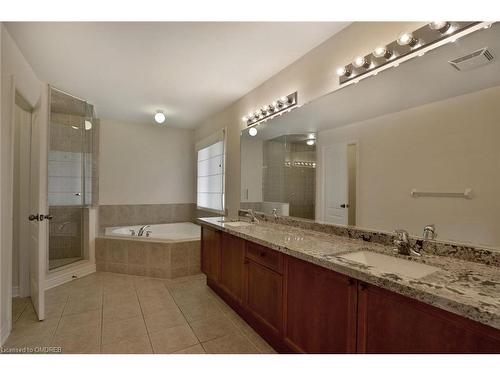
[246,241,283,273]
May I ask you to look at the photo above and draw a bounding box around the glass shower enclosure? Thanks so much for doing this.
[48,87,98,270]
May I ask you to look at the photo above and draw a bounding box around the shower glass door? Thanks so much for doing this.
[48,87,97,270]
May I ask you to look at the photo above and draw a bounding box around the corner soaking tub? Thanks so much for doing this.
[104,222,200,241]
[96,222,201,279]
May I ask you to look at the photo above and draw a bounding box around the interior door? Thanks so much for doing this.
[28,84,49,321]
[323,143,348,225]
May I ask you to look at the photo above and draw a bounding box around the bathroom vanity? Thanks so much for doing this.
[198,218,500,354]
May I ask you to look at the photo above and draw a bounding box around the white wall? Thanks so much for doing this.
[99,118,196,205]
[240,138,263,202]
[317,85,500,248]
[194,22,426,217]
[1,24,42,344]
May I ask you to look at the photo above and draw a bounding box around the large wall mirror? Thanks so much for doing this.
[241,23,500,250]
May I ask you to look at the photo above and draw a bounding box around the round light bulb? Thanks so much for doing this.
[154,111,166,124]
[248,127,258,137]
[279,96,289,105]
[397,32,417,46]
[242,116,248,122]
[429,21,450,32]
[373,46,392,59]
[306,139,315,146]
[353,56,368,68]
[84,120,92,130]
[336,67,347,76]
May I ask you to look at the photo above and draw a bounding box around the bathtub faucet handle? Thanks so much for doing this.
[145,230,152,237]
[129,229,136,236]
[137,225,151,237]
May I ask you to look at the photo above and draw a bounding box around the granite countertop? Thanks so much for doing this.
[197,217,500,330]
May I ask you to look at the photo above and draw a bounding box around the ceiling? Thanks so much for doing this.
[244,23,500,140]
[5,22,350,128]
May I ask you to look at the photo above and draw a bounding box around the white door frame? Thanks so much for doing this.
[321,139,360,225]
[14,95,34,298]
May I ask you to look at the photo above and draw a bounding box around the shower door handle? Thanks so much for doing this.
[28,214,41,221]
[28,214,53,222]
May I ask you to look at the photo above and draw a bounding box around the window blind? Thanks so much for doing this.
[197,138,225,213]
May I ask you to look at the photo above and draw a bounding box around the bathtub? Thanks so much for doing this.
[97,222,201,279]
[104,222,200,241]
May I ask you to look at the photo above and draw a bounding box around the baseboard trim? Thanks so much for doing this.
[45,261,96,291]
[12,286,19,298]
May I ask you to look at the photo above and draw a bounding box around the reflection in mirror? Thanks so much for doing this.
[241,132,317,220]
[240,23,500,249]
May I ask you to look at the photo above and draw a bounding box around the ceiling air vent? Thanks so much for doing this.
[449,48,494,71]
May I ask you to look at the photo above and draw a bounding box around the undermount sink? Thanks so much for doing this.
[339,251,439,279]
[221,221,254,227]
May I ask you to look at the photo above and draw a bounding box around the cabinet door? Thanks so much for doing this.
[219,232,245,303]
[244,259,283,335]
[200,226,220,282]
[357,283,500,353]
[284,256,357,353]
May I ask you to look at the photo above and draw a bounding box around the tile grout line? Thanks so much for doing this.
[164,279,206,353]
[135,277,156,354]
[49,294,70,348]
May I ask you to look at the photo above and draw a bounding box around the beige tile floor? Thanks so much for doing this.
[3,272,276,354]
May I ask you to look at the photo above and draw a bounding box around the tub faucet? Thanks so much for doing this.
[423,224,437,240]
[272,208,279,221]
[137,225,151,236]
[394,229,421,256]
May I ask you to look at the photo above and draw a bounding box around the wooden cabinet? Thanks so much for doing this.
[244,258,283,336]
[200,225,500,354]
[284,256,357,353]
[200,226,221,282]
[219,232,245,303]
[357,283,500,353]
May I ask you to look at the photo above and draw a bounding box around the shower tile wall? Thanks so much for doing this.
[48,206,83,262]
[263,139,316,220]
[48,112,95,206]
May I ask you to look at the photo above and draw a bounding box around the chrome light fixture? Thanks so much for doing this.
[154,110,166,124]
[373,46,393,59]
[353,56,370,68]
[429,21,451,33]
[397,32,418,47]
[242,92,298,127]
[336,21,481,85]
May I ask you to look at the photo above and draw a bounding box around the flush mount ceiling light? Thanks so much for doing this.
[248,127,258,136]
[306,139,316,146]
[242,92,298,127]
[336,21,481,85]
[154,110,166,124]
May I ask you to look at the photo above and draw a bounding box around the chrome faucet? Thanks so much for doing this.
[423,224,437,240]
[245,209,259,223]
[394,229,421,256]
[137,225,151,236]
[272,208,278,221]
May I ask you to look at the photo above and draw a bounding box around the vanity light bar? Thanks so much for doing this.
[337,21,480,85]
[242,92,298,127]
